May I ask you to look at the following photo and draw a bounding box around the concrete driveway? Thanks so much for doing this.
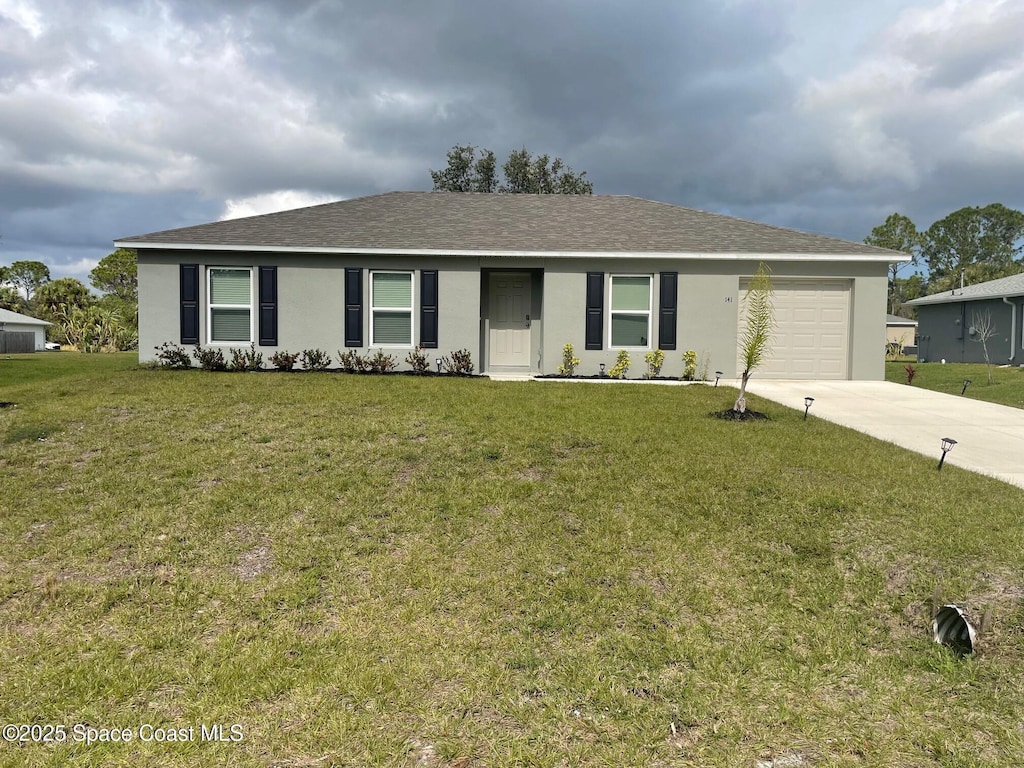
[747,380,1024,491]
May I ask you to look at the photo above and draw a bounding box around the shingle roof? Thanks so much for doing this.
[116,191,903,259]
[904,272,1024,306]
[886,314,917,325]
[0,308,50,326]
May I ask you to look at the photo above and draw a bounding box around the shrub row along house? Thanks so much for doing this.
[117,192,905,379]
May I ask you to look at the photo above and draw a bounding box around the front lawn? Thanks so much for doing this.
[886,360,1024,408]
[2,354,1023,767]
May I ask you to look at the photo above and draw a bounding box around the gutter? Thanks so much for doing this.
[1004,297,1017,362]
[111,241,902,263]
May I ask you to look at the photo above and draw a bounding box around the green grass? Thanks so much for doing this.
[2,353,1023,767]
[886,360,1024,408]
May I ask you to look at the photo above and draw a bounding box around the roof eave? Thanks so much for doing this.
[904,292,1024,307]
[115,241,902,262]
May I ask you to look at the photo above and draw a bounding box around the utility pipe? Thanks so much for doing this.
[1003,297,1017,362]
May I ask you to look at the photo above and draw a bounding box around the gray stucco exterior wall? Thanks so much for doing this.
[139,250,888,380]
[139,251,481,366]
[915,298,1024,364]
[539,258,885,380]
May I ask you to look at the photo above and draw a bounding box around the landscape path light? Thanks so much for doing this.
[938,437,957,470]
[435,358,443,373]
[599,362,606,377]
[714,371,723,387]
[961,379,971,396]
[803,397,814,420]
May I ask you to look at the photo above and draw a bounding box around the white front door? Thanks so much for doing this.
[489,273,531,367]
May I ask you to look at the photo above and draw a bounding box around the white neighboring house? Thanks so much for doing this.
[0,307,52,351]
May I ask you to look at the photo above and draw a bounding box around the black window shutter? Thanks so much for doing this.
[180,264,200,345]
[344,268,363,347]
[258,266,278,346]
[419,270,438,349]
[658,272,678,350]
[585,272,604,350]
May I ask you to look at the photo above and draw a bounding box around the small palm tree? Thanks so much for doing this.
[734,263,775,413]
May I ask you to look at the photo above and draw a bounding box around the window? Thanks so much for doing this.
[370,271,413,346]
[610,275,651,348]
[208,267,252,343]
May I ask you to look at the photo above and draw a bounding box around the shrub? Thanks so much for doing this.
[63,305,135,353]
[367,349,398,374]
[405,346,430,374]
[608,350,630,379]
[644,349,665,378]
[905,364,917,385]
[338,349,369,373]
[441,349,474,375]
[301,348,331,371]
[269,350,299,371]
[228,343,264,372]
[682,349,698,381]
[557,343,581,377]
[154,342,192,369]
[193,345,227,372]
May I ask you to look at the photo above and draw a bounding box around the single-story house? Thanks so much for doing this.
[116,192,905,380]
[886,314,918,352]
[904,272,1024,364]
[0,307,51,352]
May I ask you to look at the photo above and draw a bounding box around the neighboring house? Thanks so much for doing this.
[116,192,905,380]
[0,307,51,352]
[904,272,1024,364]
[886,314,918,352]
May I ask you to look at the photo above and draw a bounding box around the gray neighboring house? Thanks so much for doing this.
[116,192,905,380]
[904,272,1024,364]
[0,307,51,351]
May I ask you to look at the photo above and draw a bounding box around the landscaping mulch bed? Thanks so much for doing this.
[712,408,770,421]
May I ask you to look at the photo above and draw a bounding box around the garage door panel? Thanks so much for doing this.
[738,278,850,380]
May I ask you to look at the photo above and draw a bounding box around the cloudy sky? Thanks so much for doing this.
[1,0,1022,282]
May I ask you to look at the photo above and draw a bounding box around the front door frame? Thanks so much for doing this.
[483,269,542,373]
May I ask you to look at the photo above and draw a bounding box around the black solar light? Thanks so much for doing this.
[599,363,606,377]
[803,397,814,420]
[714,371,723,387]
[938,437,957,470]
[435,358,442,373]
[961,379,971,396]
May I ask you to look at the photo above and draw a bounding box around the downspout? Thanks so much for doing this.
[1004,297,1017,362]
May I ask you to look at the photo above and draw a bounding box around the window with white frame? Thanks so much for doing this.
[370,271,413,346]
[609,275,652,348]
[208,267,253,343]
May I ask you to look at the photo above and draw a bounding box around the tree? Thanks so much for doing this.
[0,285,28,314]
[431,145,592,194]
[864,213,921,314]
[922,204,1024,293]
[430,145,498,193]
[34,278,95,343]
[971,310,997,385]
[501,148,593,194]
[734,263,775,414]
[90,248,138,303]
[891,273,925,318]
[7,260,50,300]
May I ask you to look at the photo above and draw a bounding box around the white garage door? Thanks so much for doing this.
[737,278,851,380]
